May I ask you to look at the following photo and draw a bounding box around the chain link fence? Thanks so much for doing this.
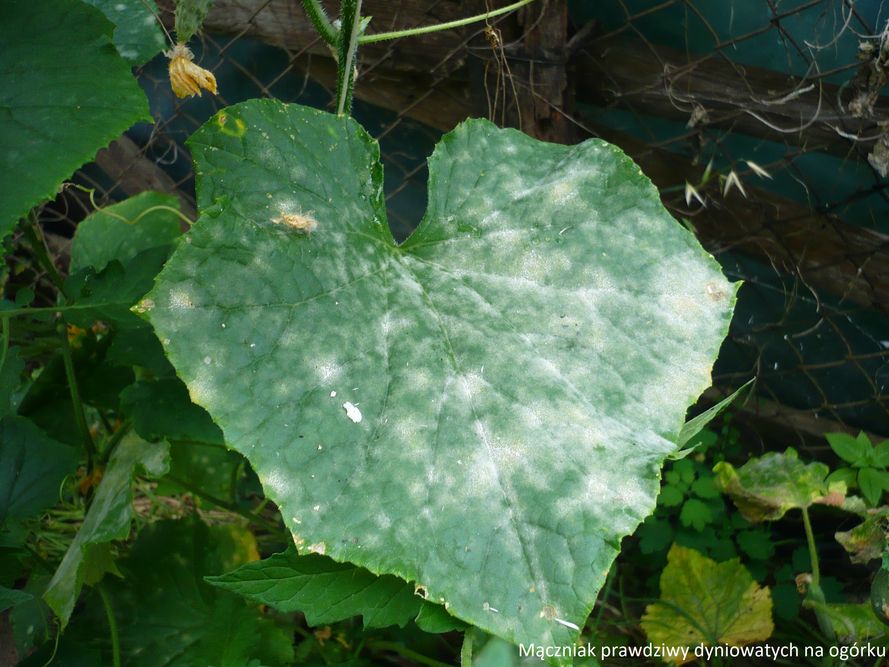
[24,0,889,450]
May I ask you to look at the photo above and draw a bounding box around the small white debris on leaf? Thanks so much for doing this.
[343,401,362,423]
[554,617,580,631]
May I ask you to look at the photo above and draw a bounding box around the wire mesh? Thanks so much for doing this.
[20,0,889,449]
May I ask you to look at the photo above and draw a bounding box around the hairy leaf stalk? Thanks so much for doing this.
[335,0,362,115]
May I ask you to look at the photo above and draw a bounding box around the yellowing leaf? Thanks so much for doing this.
[806,601,886,643]
[714,448,830,522]
[835,507,889,564]
[642,544,773,664]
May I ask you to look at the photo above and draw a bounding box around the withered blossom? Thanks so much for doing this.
[167,43,217,98]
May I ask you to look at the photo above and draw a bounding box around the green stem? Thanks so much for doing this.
[336,0,363,115]
[801,506,836,643]
[0,316,9,371]
[60,324,96,467]
[100,420,133,465]
[98,584,121,667]
[364,640,453,667]
[40,621,61,667]
[24,214,64,290]
[460,631,473,667]
[165,474,280,532]
[801,507,819,586]
[0,303,122,318]
[359,0,536,44]
[301,0,338,45]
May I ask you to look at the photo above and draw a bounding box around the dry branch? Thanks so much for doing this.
[579,35,888,160]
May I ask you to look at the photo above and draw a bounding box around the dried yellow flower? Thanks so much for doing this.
[271,212,318,233]
[167,43,217,98]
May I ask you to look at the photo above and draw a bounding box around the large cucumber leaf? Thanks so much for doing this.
[145,100,737,655]
[0,0,150,239]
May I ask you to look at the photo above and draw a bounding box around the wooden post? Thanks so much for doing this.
[468,0,575,143]
[512,0,573,142]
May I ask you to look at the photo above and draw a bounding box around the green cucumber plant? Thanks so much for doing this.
[825,431,889,507]
[626,429,889,662]
[714,441,889,651]
[0,0,741,664]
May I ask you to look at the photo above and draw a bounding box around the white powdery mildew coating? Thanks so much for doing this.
[312,356,343,383]
[392,415,426,447]
[167,288,195,312]
[277,330,302,350]
[405,368,434,392]
[186,369,218,408]
[262,468,291,498]
[379,312,411,336]
[145,108,736,655]
[547,178,581,206]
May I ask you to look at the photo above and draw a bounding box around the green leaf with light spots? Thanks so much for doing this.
[714,448,831,523]
[145,100,737,656]
[82,0,167,63]
[0,0,150,239]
